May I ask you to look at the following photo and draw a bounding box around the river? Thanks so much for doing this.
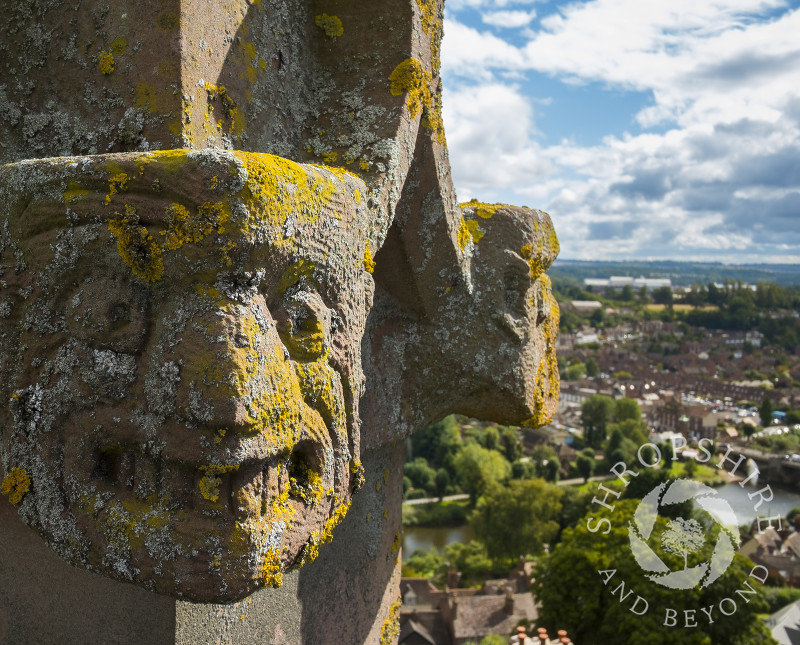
[401,482,800,560]
[402,524,475,561]
[714,481,800,525]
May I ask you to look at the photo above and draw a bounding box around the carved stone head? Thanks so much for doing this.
[0,150,375,601]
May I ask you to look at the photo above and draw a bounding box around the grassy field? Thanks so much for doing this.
[669,461,727,485]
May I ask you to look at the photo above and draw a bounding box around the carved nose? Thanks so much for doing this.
[174,301,272,431]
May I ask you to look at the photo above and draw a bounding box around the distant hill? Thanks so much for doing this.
[550,259,800,287]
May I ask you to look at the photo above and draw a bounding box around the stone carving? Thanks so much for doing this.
[0,150,374,601]
[0,0,559,611]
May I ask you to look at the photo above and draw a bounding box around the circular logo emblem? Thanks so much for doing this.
[628,478,740,589]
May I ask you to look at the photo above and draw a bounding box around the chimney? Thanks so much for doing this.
[446,567,460,589]
[537,627,549,645]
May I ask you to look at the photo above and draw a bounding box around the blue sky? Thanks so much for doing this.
[440,0,800,262]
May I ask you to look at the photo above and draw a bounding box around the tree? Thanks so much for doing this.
[607,418,649,446]
[482,425,499,451]
[759,397,774,427]
[661,518,705,570]
[470,479,563,567]
[452,442,511,504]
[576,454,595,483]
[652,286,673,305]
[585,357,599,378]
[614,397,642,423]
[742,423,756,442]
[442,541,496,587]
[605,428,639,467]
[411,415,461,470]
[500,427,522,462]
[581,395,616,448]
[404,457,437,494]
[543,459,560,483]
[660,442,674,469]
[534,500,773,645]
[566,363,587,381]
[434,468,450,501]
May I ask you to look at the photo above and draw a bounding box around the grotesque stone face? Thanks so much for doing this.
[0,150,374,601]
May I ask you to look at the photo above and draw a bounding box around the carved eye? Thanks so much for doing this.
[275,291,331,361]
[67,275,150,353]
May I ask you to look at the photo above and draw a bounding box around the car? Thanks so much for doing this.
[791,454,800,463]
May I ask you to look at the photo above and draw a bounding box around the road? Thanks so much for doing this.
[402,494,470,506]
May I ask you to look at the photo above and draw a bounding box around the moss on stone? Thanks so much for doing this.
[1,467,31,504]
[314,14,344,38]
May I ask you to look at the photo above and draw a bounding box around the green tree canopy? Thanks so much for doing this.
[534,500,773,645]
[404,457,437,494]
[582,394,616,448]
[615,397,642,422]
[452,442,511,504]
[576,454,595,483]
[759,397,774,428]
[470,479,563,567]
[410,415,462,470]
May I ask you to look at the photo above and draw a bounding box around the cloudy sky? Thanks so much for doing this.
[440,0,800,263]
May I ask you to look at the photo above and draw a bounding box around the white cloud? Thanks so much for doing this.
[481,10,537,28]
[448,0,544,9]
[443,82,551,202]
[440,0,800,261]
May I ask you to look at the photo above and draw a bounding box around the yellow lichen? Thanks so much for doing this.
[298,499,351,566]
[205,83,245,138]
[160,201,231,251]
[98,51,115,75]
[380,600,402,645]
[521,243,544,280]
[460,199,505,219]
[134,82,167,115]
[1,467,31,504]
[232,152,357,249]
[260,548,283,587]
[363,245,375,273]
[198,464,240,503]
[63,181,90,205]
[322,151,338,163]
[457,217,471,251]
[108,205,165,282]
[350,460,365,490]
[415,0,443,75]
[314,14,344,38]
[389,58,430,120]
[464,219,483,244]
[110,38,127,55]
[105,172,128,204]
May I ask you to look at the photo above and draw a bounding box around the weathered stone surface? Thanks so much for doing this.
[0,0,559,637]
[0,149,375,602]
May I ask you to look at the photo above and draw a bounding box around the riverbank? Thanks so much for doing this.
[402,498,471,528]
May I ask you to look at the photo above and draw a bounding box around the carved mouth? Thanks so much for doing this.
[88,437,333,524]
